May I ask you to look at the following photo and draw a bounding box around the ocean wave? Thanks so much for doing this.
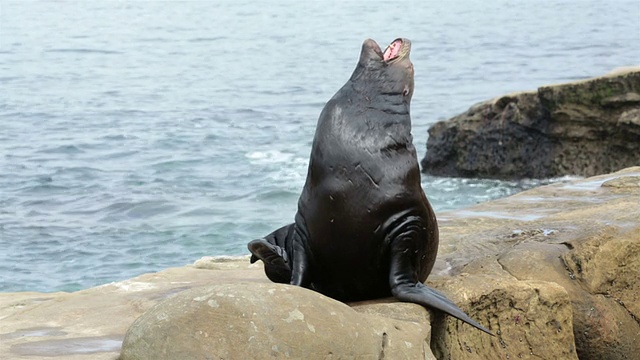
[245,150,297,164]
[35,144,84,154]
[44,48,123,55]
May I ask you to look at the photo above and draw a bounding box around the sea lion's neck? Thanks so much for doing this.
[349,80,411,118]
[348,81,411,132]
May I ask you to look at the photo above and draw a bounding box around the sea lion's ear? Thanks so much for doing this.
[359,39,383,63]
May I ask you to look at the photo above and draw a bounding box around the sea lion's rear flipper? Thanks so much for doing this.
[388,225,494,336]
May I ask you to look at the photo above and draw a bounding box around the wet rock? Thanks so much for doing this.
[422,68,640,179]
[601,176,640,188]
[120,283,435,360]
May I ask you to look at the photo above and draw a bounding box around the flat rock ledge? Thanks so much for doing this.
[1,167,639,360]
[422,67,640,179]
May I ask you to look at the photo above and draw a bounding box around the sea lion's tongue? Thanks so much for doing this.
[383,39,403,61]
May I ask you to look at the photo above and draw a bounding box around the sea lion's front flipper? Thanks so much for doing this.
[289,236,310,287]
[248,224,294,283]
[247,221,312,287]
[388,223,494,336]
[248,238,290,283]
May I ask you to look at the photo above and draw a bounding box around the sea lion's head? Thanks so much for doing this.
[351,38,414,103]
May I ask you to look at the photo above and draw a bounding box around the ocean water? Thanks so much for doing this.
[1,0,638,293]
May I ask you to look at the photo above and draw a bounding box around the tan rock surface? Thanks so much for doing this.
[1,167,639,359]
[120,283,435,360]
[427,166,640,360]
[0,260,266,360]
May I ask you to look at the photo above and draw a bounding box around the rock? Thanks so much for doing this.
[601,175,640,188]
[428,167,640,360]
[422,68,640,179]
[561,228,640,359]
[120,283,435,360]
[431,275,577,360]
[1,167,640,360]
[0,260,266,360]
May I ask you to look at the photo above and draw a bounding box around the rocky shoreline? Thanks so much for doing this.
[422,67,640,179]
[1,167,638,359]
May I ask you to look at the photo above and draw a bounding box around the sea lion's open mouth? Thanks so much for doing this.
[383,38,405,62]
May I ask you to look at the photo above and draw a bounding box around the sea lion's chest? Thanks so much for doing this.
[299,106,422,242]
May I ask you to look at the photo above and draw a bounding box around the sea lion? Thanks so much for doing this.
[248,38,492,335]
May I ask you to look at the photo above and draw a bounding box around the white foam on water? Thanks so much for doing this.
[245,150,295,164]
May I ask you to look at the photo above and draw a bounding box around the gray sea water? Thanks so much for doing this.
[1,0,639,293]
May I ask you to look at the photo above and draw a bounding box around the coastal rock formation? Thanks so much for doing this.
[120,283,436,359]
[422,67,640,179]
[119,277,578,360]
[0,167,639,360]
[430,226,640,360]
[427,167,640,360]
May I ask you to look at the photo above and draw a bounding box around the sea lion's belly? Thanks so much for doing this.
[298,152,429,300]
